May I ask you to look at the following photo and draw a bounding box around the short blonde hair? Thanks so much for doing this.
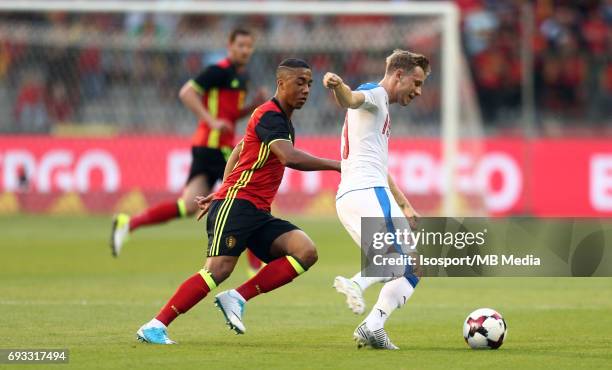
[385,49,431,76]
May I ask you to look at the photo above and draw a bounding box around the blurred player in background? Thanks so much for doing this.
[136,58,341,344]
[110,28,266,274]
[324,49,429,349]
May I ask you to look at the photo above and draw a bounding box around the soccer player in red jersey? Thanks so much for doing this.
[136,58,340,344]
[110,28,266,272]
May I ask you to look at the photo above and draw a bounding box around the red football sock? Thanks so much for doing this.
[236,256,305,301]
[246,250,264,271]
[156,269,217,326]
[129,200,181,232]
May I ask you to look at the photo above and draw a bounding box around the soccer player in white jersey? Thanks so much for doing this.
[323,49,430,349]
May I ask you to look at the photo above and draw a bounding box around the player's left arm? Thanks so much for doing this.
[223,140,243,181]
[388,174,419,229]
[270,140,340,172]
[256,111,340,172]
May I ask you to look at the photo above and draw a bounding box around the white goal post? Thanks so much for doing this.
[0,0,461,216]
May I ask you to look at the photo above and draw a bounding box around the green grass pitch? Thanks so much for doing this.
[1,215,611,369]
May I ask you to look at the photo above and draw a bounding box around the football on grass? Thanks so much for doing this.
[463,308,507,349]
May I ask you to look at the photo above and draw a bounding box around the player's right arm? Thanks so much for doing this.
[179,66,231,131]
[270,140,340,172]
[323,72,365,109]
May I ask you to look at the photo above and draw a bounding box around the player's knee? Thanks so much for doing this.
[205,257,237,284]
[176,197,198,217]
[298,245,318,269]
[183,200,198,216]
[207,267,231,284]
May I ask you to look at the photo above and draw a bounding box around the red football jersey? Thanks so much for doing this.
[214,98,295,211]
[189,58,248,150]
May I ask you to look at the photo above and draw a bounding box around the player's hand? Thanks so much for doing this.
[402,206,420,230]
[209,118,232,132]
[195,194,215,221]
[323,72,343,90]
[252,87,269,106]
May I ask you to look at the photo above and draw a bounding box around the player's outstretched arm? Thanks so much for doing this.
[323,72,365,109]
[388,174,419,229]
[269,140,340,172]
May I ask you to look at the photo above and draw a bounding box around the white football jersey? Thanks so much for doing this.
[337,83,391,198]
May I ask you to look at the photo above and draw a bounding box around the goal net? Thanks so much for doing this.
[0,1,486,216]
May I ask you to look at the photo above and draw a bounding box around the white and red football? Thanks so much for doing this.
[463,308,507,349]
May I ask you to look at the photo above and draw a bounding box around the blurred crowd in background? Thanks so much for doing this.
[0,0,610,136]
[460,0,612,134]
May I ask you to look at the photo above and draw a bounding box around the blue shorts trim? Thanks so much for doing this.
[373,187,419,288]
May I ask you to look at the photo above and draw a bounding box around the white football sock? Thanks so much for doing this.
[365,277,415,331]
[350,272,392,291]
